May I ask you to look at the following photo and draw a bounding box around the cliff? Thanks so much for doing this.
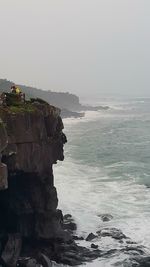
[0,100,67,266]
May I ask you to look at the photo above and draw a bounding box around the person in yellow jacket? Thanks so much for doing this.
[15,86,21,94]
[11,85,21,94]
[10,85,25,102]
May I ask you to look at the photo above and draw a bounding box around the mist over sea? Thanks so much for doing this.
[54,97,150,266]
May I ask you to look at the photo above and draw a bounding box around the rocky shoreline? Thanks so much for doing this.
[15,212,150,267]
[61,105,109,119]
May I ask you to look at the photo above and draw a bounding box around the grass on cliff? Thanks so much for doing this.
[0,93,39,114]
[0,102,37,115]
[0,94,58,116]
[8,103,36,113]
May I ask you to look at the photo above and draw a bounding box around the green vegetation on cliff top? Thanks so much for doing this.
[0,94,59,118]
[0,93,37,114]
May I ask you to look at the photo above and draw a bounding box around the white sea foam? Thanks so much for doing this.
[54,157,150,246]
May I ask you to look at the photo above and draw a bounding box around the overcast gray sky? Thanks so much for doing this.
[0,0,150,97]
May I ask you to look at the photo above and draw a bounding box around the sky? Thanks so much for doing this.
[0,0,150,97]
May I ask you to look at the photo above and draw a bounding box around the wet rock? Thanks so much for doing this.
[63,214,72,221]
[97,228,127,240]
[63,215,77,233]
[126,240,137,245]
[63,222,77,232]
[59,246,101,266]
[1,234,22,267]
[122,246,145,256]
[102,249,118,257]
[49,240,103,266]
[72,235,84,241]
[86,233,97,241]
[98,214,113,222]
[91,244,98,249]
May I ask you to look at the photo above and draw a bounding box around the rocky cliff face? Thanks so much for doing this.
[0,101,67,265]
[0,121,8,190]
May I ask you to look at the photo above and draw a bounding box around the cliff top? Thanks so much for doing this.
[0,94,60,118]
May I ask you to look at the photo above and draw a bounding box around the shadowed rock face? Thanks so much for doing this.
[0,122,8,190]
[0,102,67,242]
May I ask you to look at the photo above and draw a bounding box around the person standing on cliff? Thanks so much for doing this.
[11,85,21,94]
[10,85,25,103]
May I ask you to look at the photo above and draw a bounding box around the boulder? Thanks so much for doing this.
[98,214,113,222]
[97,228,127,240]
[86,233,97,242]
[91,244,99,249]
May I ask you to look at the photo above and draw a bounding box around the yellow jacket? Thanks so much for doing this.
[15,87,21,94]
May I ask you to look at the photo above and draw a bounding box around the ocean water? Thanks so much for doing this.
[54,97,150,266]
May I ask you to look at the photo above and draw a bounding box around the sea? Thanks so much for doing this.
[54,96,150,267]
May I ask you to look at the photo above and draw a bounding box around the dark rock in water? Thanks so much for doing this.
[63,222,77,232]
[98,214,113,222]
[121,246,145,256]
[102,249,118,257]
[57,243,102,266]
[126,240,137,245]
[73,235,84,241]
[86,233,97,241]
[97,228,127,240]
[63,214,72,221]
[91,244,99,249]
[63,214,77,234]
